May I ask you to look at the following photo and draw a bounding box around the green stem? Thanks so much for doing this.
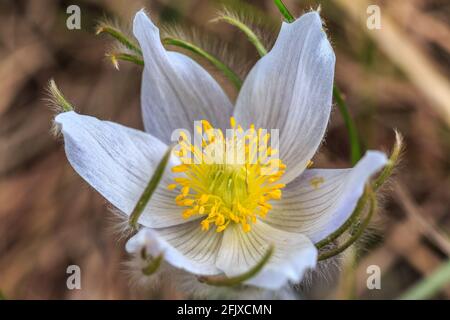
[48,79,74,112]
[96,25,142,56]
[107,52,144,69]
[140,248,163,276]
[129,146,172,229]
[400,260,450,300]
[315,185,369,249]
[198,246,273,287]
[333,86,362,165]
[213,15,267,57]
[318,187,376,261]
[373,130,403,191]
[274,0,295,23]
[142,255,164,276]
[163,37,242,90]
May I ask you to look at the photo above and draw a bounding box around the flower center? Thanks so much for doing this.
[168,118,286,233]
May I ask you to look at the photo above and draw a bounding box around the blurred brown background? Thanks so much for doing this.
[0,0,449,299]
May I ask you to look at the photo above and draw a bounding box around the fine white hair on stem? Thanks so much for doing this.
[104,42,138,70]
[45,79,74,137]
[107,207,134,241]
[171,269,299,300]
[296,244,342,295]
[215,0,277,29]
[45,79,74,114]
[212,5,278,52]
[96,16,135,41]
[378,130,405,191]
[160,23,251,80]
[124,249,300,299]
[96,16,143,70]
[122,253,175,297]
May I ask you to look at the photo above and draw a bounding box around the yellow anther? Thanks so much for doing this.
[181,186,190,196]
[215,214,225,226]
[259,208,269,218]
[167,184,177,190]
[310,176,325,189]
[174,150,182,157]
[182,199,195,206]
[202,120,212,131]
[199,194,209,204]
[259,202,272,210]
[182,209,193,219]
[229,213,239,223]
[201,220,210,231]
[230,117,236,128]
[268,189,282,200]
[216,223,229,233]
[242,223,251,233]
[172,165,188,173]
[174,177,189,184]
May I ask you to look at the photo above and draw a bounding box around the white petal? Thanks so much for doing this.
[266,151,388,243]
[134,10,233,143]
[233,12,335,183]
[126,223,223,275]
[216,222,317,290]
[55,111,191,228]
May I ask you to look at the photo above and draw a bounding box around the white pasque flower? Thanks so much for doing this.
[55,10,387,290]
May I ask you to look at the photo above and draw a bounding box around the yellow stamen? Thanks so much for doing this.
[230,117,236,128]
[171,117,286,233]
[181,186,190,196]
[267,189,282,200]
[175,194,185,202]
[310,176,325,189]
[242,223,251,233]
[199,194,209,204]
[182,199,195,206]
[216,223,228,233]
[182,209,193,219]
[201,220,210,231]
[215,214,225,226]
[172,164,188,173]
